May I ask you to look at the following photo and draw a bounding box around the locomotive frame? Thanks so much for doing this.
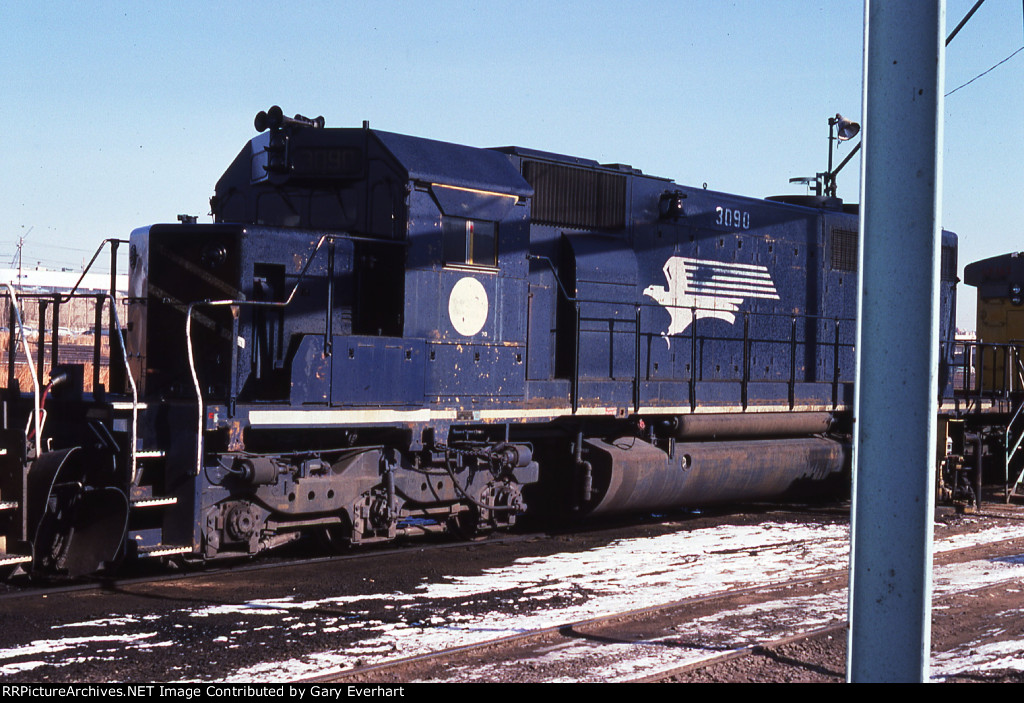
[0,108,961,577]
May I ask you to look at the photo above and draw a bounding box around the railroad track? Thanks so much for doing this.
[310,570,848,683]
[0,530,542,600]
[651,559,1024,684]
[2,503,1020,683]
[306,529,1024,684]
[0,504,770,597]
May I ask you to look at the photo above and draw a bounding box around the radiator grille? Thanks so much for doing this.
[830,228,858,272]
[523,160,626,231]
[941,245,958,282]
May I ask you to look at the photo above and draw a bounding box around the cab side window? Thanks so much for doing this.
[443,217,497,267]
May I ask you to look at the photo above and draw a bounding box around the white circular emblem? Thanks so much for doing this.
[448,277,488,337]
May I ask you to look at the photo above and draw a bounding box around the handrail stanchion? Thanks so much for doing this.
[36,299,46,388]
[50,293,60,373]
[573,302,581,415]
[92,294,104,394]
[741,312,750,410]
[1004,344,1011,397]
[977,343,985,406]
[789,315,797,409]
[109,240,120,304]
[633,305,641,413]
[7,296,16,390]
[689,306,697,411]
[833,318,841,409]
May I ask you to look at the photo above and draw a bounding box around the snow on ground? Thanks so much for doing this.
[0,632,165,676]
[221,521,1024,682]
[931,612,1024,680]
[218,522,850,681]
[1,520,1021,681]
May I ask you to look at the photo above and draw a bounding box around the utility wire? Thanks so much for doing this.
[945,45,1024,97]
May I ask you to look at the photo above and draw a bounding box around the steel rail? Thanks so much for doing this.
[306,529,1024,684]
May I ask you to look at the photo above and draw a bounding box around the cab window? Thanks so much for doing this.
[443,217,497,267]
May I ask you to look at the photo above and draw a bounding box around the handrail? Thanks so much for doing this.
[57,238,129,304]
[529,253,856,414]
[185,232,348,475]
[947,340,1024,405]
[530,253,858,326]
[1006,400,1024,484]
[2,283,41,458]
[0,286,138,475]
[104,292,139,482]
[526,254,575,303]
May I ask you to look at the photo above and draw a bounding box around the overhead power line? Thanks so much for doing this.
[945,45,1024,97]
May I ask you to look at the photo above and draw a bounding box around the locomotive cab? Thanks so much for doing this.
[118,115,543,562]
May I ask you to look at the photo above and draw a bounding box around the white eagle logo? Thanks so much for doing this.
[643,257,780,347]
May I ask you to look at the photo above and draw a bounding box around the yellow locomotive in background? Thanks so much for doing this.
[965,252,1024,393]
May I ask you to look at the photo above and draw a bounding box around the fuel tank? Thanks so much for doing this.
[581,435,847,516]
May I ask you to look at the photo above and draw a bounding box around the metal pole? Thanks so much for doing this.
[849,0,945,683]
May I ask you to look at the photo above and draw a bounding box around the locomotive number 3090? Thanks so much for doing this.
[716,206,750,230]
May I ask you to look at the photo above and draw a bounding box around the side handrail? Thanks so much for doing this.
[951,340,1024,404]
[528,253,857,413]
[103,293,140,483]
[1015,347,1024,391]
[185,232,349,475]
[1,286,139,479]
[58,238,129,303]
[2,283,41,458]
[526,254,575,303]
[1006,397,1024,497]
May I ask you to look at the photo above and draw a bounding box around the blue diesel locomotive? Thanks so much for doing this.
[0,107,960,576]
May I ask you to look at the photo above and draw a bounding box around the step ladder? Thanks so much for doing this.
[115,401,194,560]
[1006,390,1024,502]
[0,493,31,569]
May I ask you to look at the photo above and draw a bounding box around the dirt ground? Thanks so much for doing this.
[4,493,1022,683]
[667,495,1024,683]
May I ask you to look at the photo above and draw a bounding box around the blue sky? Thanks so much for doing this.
[1,1,1021,329]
